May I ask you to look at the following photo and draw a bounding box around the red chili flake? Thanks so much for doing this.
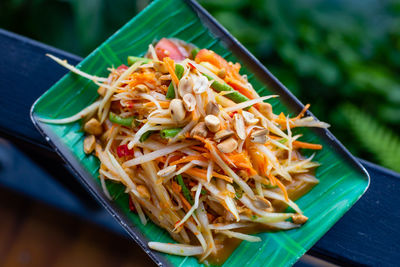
[116,144,134,158]
[229,111,237,118]
[128,197,136,212]
[125,100,134,109]
[188,62,197,70]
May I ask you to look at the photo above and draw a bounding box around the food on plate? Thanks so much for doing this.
[40,38,329,264]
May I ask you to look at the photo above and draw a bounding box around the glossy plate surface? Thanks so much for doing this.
[31,0,370,266]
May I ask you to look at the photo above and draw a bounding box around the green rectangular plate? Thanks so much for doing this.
[31,0,370,266]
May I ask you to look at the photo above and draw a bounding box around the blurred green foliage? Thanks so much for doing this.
[1,0,399,171]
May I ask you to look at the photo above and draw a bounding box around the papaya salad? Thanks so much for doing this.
[40,38,329,264]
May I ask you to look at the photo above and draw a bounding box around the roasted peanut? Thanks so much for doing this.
[217,137,238,153]
[206,101,219,116]
[190,122,208,137]
[250,129,269,144]
[233,113,246,140]
[84,118,103,136]
[134,84,149,93]
[169,99,186,122]
[193,75,209,94]
[159,74,172,81]
[253,196,272,211]
[258,102,273,120]
[205,115,220,133]
[137,185,151,199]
[178,76,194,97]
[214,129,234,141]
[183,94,196,112]
[242,111,259,125]
[292,214,308,224]
[83,135,96,154]
[153,61,169,73]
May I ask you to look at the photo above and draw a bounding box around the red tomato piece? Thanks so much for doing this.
[116,64,128,71]
[128,197,136,212]
[116,144,133,157]
[195,49,229,69]
[155,38,186,61]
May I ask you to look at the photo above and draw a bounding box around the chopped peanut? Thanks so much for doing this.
[190,122,208,137]
[292,214,308,224]
[182,94,196,112]
[217,137,238,153]
[169,99,186,122]
[137,185,151,200]
[205,115,221,133]
[258,102,273,120]
[214,129,234,141]
[250,129,269,144]
[153,61,169,73]
[83,135,96,154]
[206,101,220,116]
[84,118,102,136]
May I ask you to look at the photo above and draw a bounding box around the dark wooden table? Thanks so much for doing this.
[1,28,399,267]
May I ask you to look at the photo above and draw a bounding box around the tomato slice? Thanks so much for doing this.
[195,49,229,69]
[116,64,128,71]
[155,38,186,61]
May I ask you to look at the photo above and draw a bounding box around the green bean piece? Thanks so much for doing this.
[176,174,194,205]
[233,182,243,199]
[262,183,278,189]
[202,73,250,104]
[279,138,287,144]
[166,63,184,99]
[160,128,181,138]
[191,47,200,59]
[139,130,155,142]
[127,56,151,65]
[109,112,135,127]
[175,63,185,78]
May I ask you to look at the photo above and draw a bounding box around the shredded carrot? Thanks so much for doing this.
[292,141,322,150]
[127,71,156,88]
[227,151,257,176]
[201,152,211,159]
[266,173,277,187]
[225,76,255,99]
[294,104,310,120]
[190,146,209,153]
[168,154,184,164]
[171,181,191,211]
[275,105,311,129]
[269,135,281,140]
[274,178,289,202]
[143,101,170,108]
[195,49,229,70]
[170,155,207,166]
[184,168,233,183]
[195,135,237,168]
[163,57,180,86]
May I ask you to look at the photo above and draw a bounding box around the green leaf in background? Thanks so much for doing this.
[341,104,400,172]
[2,0,400,172]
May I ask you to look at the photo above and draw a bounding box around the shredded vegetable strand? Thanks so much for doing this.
[41,39,328,263]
